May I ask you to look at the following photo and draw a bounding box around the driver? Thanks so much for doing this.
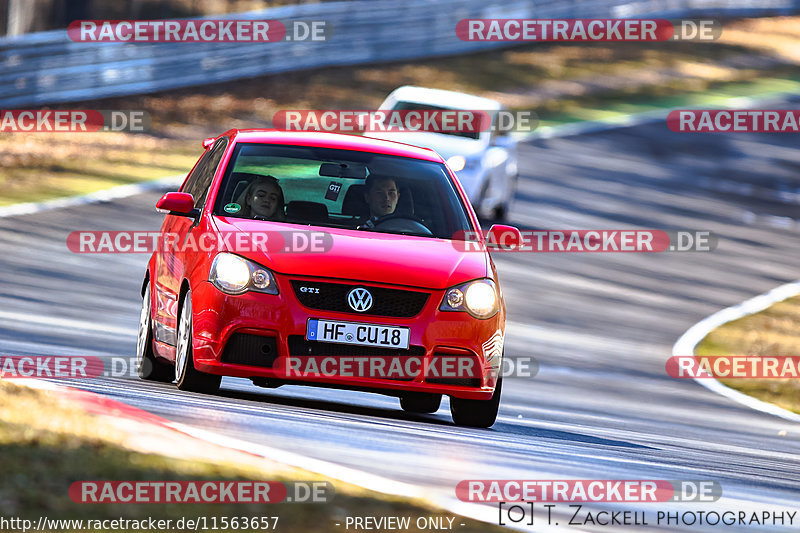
[360,174,399,229]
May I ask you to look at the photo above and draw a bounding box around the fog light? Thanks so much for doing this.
[446,288,464,308]
[252,269,270,289]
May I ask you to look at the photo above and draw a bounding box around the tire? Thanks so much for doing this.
[492,202,508,222]
[136,284,173,382]
[175,290,221,393]
[450,378,502,428]
[492,173,518,222]
[475,178,491,220]
[400,392,442,414]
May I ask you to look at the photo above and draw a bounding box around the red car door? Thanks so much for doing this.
[153,138,228,351]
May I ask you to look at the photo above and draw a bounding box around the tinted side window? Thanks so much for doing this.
[180,150,213,198]
[182,139,229,208]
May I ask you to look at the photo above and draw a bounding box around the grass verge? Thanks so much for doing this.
[0,133,198,207]
[1,17,799,205]
[0,380,501,532]
[695,296,800,414]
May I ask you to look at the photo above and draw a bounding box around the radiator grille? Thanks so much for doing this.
[290,280,429,317]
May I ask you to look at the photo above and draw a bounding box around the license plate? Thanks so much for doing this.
[306,319,409,349]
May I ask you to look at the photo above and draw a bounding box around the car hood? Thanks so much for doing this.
[213,217,487,290]
[368,131,486,160]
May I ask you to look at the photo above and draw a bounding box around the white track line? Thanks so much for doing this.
[0,310,135,337]
[672,281,800,424]
[165,420,586,532]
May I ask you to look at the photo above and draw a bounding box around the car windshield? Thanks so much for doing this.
[212,143,474,239]
[391,102,482,140]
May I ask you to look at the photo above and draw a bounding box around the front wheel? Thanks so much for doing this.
[493,202,508,222]
[474,178,491,220]
[175,290,221,393]
[493,173,518,221]
[450,378,502,428]
[136,283,173,382]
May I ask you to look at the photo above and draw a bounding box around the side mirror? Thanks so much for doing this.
[202,137,215,149]
[156,192,199,219]
[487,224,522,251]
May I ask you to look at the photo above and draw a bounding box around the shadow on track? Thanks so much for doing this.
[492,422,653,449]
[210,384,654,449]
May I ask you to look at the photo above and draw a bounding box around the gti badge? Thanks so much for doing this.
[347,287,373,312]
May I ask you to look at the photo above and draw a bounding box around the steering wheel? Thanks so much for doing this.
[370,214,433,236]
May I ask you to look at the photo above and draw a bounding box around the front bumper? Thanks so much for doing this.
[190,277,503,400]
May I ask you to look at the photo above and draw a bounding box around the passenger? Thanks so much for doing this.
[237,175,285,221]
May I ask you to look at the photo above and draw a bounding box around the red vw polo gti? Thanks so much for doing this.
[137,130,519,427]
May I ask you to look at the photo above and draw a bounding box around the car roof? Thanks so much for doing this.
[224,130,444,162]
[388,85,502,111]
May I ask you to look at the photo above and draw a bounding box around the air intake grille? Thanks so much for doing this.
[221,333,278,368]
[287,335,425,357]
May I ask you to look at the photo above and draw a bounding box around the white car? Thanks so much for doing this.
[369,86,519,220]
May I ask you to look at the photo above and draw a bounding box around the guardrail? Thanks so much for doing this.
[1,0,798,107]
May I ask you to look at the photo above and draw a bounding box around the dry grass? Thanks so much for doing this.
[0,132,198,206]
[695,297,800,414]
[0,380,502,531]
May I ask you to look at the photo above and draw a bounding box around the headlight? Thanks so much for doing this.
[447,155,466,172]
[440,279,499,319]
[209,253,278,295]
[447,155,480,173]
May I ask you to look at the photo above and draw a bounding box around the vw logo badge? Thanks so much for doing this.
[347,288,373,312]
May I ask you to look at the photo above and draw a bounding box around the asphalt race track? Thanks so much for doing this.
[3,117,800,531]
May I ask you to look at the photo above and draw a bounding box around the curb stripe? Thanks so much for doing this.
[672,281,800,424]
[9,378,541,532]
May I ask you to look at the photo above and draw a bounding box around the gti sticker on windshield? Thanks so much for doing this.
[325,182,342,201]
[223,203,241,213]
